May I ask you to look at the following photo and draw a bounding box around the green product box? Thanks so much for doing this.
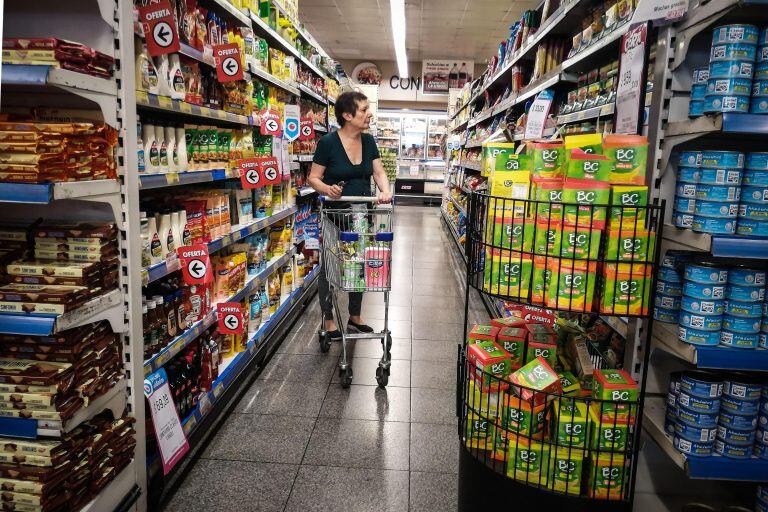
[562,179,610,228]
[468,324,499,345]
[588,404,629,453]
[495,152,532,173]
[509,356,561,405]
[529,141,565,179]
[497,327,526,368]
[609,185,648,228]
[552,399,588,448]
[465,412,495,450]
[488,215,534,251]
[588,453,627,500]
[600,263,652,317]
[592,369,639,415]
[482,142,516,178]
[506,435,551,486]
[525,341,557,368]
[604,135,648,186]
[468,378,505,416]
[566,153,612,182]
[532,256,555,304]
[604,229,655,262]
[532,178,564,222]
[468,340,513,386]
[503,395,548,437]
[534,220,562,256]
[546,260,597,312]
[550,447,585,495]
[560,224,602,260]
[484,250,533,299]
[558,371,582,396]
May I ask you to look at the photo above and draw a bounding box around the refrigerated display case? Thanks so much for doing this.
[376,113,402,155]
[375,111,447,161]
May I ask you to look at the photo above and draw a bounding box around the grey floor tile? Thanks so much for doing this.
[346,336,411,361]
[303,417,410,470]
[409,294,466,310]
[366,292,413,306]
[411,359,457,390]
[201,413,314,464]
[411,306,465,325]
[410,422,460,473]
[359,304,412,321]
[412,322,464,342]
[258,353,338,384]
[164,459,298,512]
[410,387,458,425]
[320,384,411,422]
[332,357,411,388]
[278,320,342,356]
[412,284,463,297]
[411,338,460,362]
[410,471,459,512]
[236,380,328,417]
[285,465,409,512]
[355,318,411,338]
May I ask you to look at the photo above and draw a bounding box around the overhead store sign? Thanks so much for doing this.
[283,104,301,142]
[139,0,180,56]
[615,23,649,135]
[144,368,189,474]
[213,43,244,83]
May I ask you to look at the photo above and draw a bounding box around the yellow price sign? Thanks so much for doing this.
[179,102,193,114]
[217,109,228,120]
[165,172,180,185]
[136,91,149,104]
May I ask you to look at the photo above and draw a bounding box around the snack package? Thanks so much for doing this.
[487,212,534,252]
[505,433,551,486]
[604,228,655,262]
[503,395,548,437]
[468,324,499,345]
[550,446,585,495]
[546,259,598,312]
[552,399,588,448]
[483,249,533,298]
[531,177,564,222]
[564,133,603,164]
[566,150,611,182]
[497,327,526,368]
[509,356,561,405]
[467,340,513,386]
[528,139,564,179]
[562,178,610,227]
[592,369,639,415]
[588,404,631,453]
[604,134,648,185]
[481,142,516,177]
[587,452,627,500]
[600,263,652,316]
[609,185,648,229]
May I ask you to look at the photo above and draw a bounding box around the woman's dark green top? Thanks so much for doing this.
[313,131,380,202]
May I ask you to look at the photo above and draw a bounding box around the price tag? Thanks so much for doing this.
[139,0,180,56]
[259,156,282,184]
[283,104,301,142]
[299,118,315,141]
[179,102,192,113]
[144,368,189,474]
[141,269,149,287]
[213,43,244,83]
[261,110,283,136]
[524,89,554,140]
[165,172,180,185]
[197,392,212,417]
[615,23,648,135]
[631,0,688,25]
[217,302,245,334]
[158,96,173,109]
[177,245,212,284]
[238,158,264,189]
[136,91,149,104]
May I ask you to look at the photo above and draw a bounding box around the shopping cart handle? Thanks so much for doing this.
[319,195,379,203]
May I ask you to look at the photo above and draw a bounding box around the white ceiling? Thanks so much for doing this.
[299,0,541,63]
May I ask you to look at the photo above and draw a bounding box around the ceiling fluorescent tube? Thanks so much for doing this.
[390,0,408,77]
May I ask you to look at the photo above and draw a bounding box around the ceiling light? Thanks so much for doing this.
[390,0,408,77]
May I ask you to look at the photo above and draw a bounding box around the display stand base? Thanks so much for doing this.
[458,445,632,512]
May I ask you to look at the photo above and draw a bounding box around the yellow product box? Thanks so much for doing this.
[549,446,585,495]
[506,433,551,487]
[587,452,628,500]
[482,142,516,177]
[464,412,495,450]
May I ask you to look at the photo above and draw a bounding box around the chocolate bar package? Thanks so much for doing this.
[5,260,101,279]
[0,284,90,307]
[32,222,115,242]
[0,360,74,392]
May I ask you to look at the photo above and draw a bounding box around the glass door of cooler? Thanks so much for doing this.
[400,114,427,160]
[427,115,447,160]
[376,113,401,157]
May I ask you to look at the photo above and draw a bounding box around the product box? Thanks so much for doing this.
[497,327,526,368]
[560,224,602,260]
[562,178,610,228]
[483,250,533,299]
[506,433,551,486]
[509,356,561,405]
[482,142,516,177]
[487,213,534,251]
[558,371,582,396]
[604,134,648,185]
[564,134,603,163]
[531,177,564,222]
[605,228,655,262]
[525,341,557,368]
[565,337,595,380]
[600,263,652,316]
[587,452,627,500]
[550,446,585,495]
[592,369,639,415]
[468,324,499,345]
[491,317,527,329]
[532,256,556,304]
[546,259,598,312]
[490,167,531,200]
[468,340,513,387]
[502,395,548,437]
[464,412,495,450]
[525,321,557,345]
[566,150,612,182]
[552,399,588,448]
[506,304,557,327]
[588,404,630,452]
[468,378,507,417]
[609,185,648,228]
[528,139,564,179]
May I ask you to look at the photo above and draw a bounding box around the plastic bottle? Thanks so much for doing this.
[137,123,145,173]
[136,43,159,94]
[171,211,182,251]
[154,54,172,97]
[208,12,219,47]
[178,209,191,246]
[143,123,159,174]
[146,299,160,356]
[159,213,174,256]
[148,216,162,265]
[169,54,186,100]
[165,125,178,172]
[449,63,458,89]
[176,126,188,171]
[458,63,468,88]
[140,211,151,268]
[155,124,169,173]
[175,289,187,332]
[142,303,151,359]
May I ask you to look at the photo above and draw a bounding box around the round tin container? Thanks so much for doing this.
[704,94,750,113]
[738,202,768,220]
[758,427,768,444]
[667,390,678,409]
[722,314,761,333]
[694,200,738,217]
[669,372,681,394]
[691,83,708,100]
[721,394,760,415]
[684,262,728,284]
[712,24,759,45]
[716,425,755,445]
[742,169,768,185]
[726,283,765,302]
[680,372,723,398]
[676,182,697,198]
[710,43,757,62]
[676,406,720,428]
[680,151,703,167]
[727,267,766,287]
[678,325,722,346]
[709,60,754,79]
[755,442,768,461]
[760,332,768,348]
[713,439,751,459]
[760,44,768,61]
[664,410,677,434]
[683,280,725,300]
[680,311,723,331]
[689,102,704,117]
[707,77,752,96]
[718,410,758,430]
[757,61,768,79]
[724,300,764,317]
[740,185,768,204]
[677,422,717,443]
[693,67,710,83]
[673,212,694,228]
[751,97,768,114]
[674,435,714,456]
[654,307,679,323]
[747,152,768,171]
[723,377,763,400]
[678,166,700,183]
[655,294,682,310]
[675,197,696,214]
[695,184,740,201]
[681,296,725,315]
[659,266,683,283]
[658,279,683,296]
[736,218,768,237]
[699,168,742,185]
[760,414,768,429]
[662,250,693,270]
[720,330,760,348]
[754,80,768,97]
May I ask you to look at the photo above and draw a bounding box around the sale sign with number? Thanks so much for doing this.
[178,244,212,284]
[259,156,282,184]
[213,43,244,83]
[615,23,648,135]
[299,118,315,141]
[217,302,245,334]
[139,0,180,56]
[238,158,264,189]
[145,368,189,474]
[524,89,554,140]
[261,110,283,136]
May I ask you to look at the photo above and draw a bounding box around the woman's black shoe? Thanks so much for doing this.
[347,320,374,333]
[328,329,343,340]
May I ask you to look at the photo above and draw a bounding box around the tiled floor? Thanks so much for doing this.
[164,205,487,512]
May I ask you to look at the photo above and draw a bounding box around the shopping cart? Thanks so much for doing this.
[317,196,394,388]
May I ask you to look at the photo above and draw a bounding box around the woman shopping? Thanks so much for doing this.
[307,91,393,339]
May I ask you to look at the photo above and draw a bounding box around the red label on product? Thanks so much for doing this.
[213,43,244,83]
[217,303,244,334]
[238,158,264,189]
[260,156,282,184]
[177,244,211,285]
[261,110,283,136]
[299,118,315,141]
[140,0,180,56]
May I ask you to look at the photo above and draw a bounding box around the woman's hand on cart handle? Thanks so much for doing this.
[377,190,393,204]
[326,183,343,200]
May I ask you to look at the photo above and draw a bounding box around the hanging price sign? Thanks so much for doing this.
[615,23,648,135]
[238,158,264,189]
[283,104,301,142]
[217,303,245,334]
[261,110,283,136]
[524,89,554,140]
[144,368,189,474]
[259,156,282,184]
[213,43,244,83]
[177,245,211,284]
[139,0,180,56]
[299,118,315,141]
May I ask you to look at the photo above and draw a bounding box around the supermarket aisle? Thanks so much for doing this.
[163,205,486,512]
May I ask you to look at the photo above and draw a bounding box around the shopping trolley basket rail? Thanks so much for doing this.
[317,196,395,388]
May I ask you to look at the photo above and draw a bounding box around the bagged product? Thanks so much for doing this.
[605,228,655,262]
[534,219,562,256]
[566,150,611,182]
[487,212,534,251]
[610,185,648,229]
[481,142,516,177]
[603,134,648,185]
[483,249,533,298]
[531,177,564,222]
[546,259,598,312]
[506,433,551,486]
[560,223,602,260]
[564,133,603,164]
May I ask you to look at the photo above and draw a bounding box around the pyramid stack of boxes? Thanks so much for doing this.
[463,305,639,500]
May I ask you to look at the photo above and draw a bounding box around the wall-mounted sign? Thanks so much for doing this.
[350,62,382,85]
[421,60,474,94]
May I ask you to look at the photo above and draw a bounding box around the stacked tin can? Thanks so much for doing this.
[693,151,743,234]
[667,372,721,456]
[706,24,758,114]
[752,28,768,114]
[715,376,762,459]
[653,251,691,323]
[754,387,768,459]
[673,152,701,229]
[737,152,768,236]
[722,266,766,348]
[678,261,729,346]
[757,484,768,512]
[689,68,709,117]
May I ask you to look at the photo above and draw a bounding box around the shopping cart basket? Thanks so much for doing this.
[317,196,394,388]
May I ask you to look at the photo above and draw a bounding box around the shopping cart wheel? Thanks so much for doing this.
[339,367,353,388]
[375,365,389,388]
[319,332,331,353]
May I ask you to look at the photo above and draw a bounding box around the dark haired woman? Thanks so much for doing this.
[308,91,392,338]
